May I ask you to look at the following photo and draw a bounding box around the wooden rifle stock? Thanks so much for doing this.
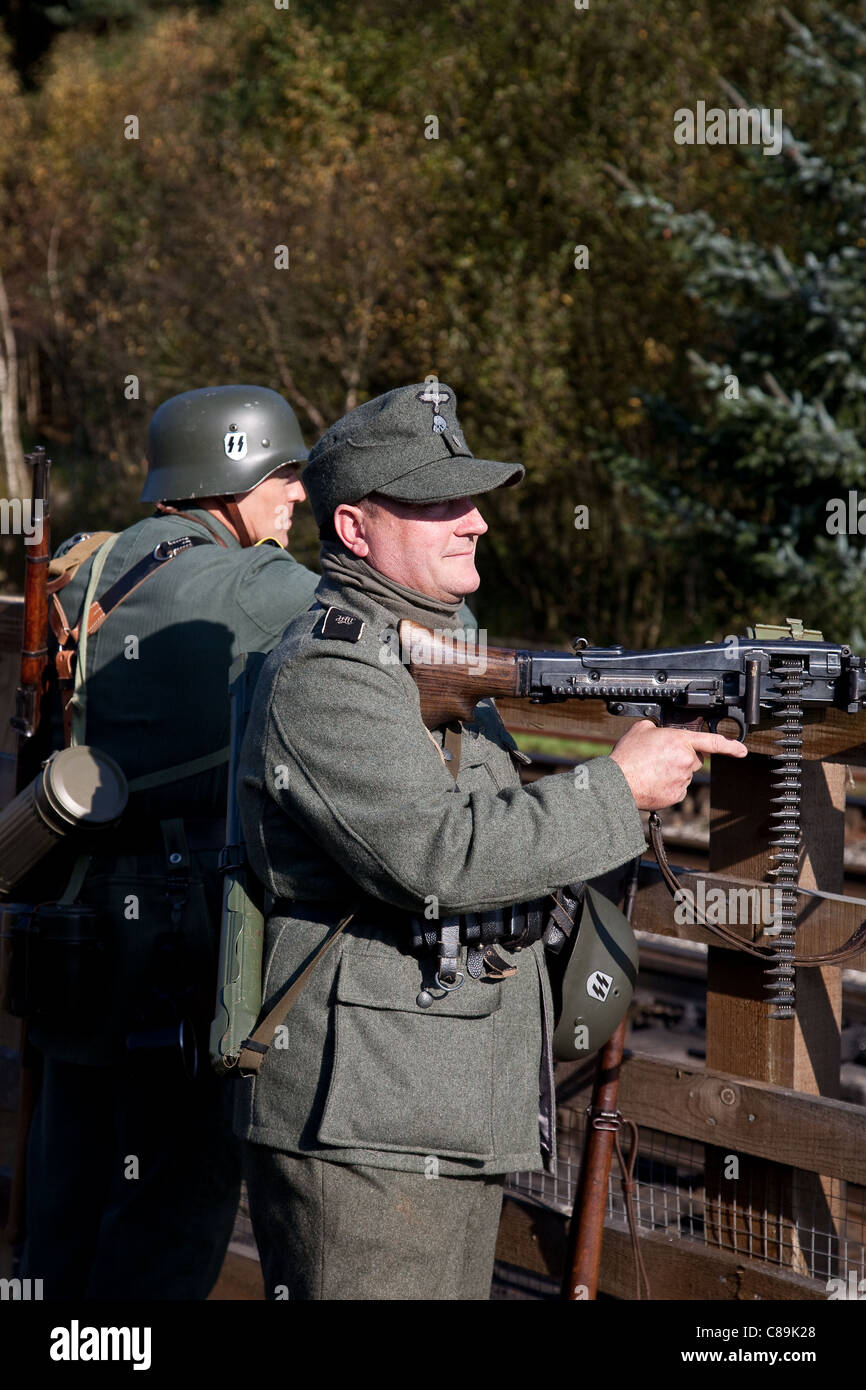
[398,619,522,727]
[5,447,51,1249]
[11,446,51,775]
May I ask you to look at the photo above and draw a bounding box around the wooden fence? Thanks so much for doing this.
[1,599,865,1299]
[494,696,866,1299]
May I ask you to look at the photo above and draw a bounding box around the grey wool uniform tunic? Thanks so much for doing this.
[236,576,647,1176]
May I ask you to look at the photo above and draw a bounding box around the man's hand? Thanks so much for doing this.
[609,720,748,811]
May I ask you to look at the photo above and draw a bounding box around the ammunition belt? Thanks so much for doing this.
[274,882,586,989]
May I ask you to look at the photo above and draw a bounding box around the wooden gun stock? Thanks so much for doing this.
[5,447,50,1251]
[398,619,522,728]
[12,447,51,766]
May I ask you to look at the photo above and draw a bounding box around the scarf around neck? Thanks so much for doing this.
[319,540,464,630]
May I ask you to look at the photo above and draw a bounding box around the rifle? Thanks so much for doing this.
[562,858,648,1301]
[5,447,51,1248]
[10,447,51,782]
[209,651,267,1072]
[399,616,866,1018]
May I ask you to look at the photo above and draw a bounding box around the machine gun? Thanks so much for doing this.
[398,616,865,739]
[399,617,866,1019]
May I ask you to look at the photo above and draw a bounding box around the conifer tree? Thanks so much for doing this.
[606,5,866,642]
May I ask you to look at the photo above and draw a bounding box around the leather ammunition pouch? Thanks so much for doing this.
[408,882,585,985]
[21,817,224,1070]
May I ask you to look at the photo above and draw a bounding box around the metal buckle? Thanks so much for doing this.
[434,970,465,992]
[587,1106,623,1132]
[153,537,193,562]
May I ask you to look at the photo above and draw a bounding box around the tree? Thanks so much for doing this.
[0,35,29,500]
[603,5,866,643]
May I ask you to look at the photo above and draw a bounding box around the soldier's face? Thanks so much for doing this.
[235,465,307,547]
[336,494,488,602]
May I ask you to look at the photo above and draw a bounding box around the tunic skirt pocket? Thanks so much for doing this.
[317,950,502,1161]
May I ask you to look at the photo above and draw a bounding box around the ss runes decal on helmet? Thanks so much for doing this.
[224,432,248,459]
[586,970,614,1002]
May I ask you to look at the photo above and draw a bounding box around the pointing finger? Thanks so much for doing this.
[687,732,748,758]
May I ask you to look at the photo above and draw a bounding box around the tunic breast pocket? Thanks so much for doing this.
[317,950,502,1161]
[458,700,528,793]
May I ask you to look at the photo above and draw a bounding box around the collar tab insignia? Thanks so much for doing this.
[319,606,365,642]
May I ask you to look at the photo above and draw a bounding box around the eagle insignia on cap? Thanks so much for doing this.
[416,383,450,434]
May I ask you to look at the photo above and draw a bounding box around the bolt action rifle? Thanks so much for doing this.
[10,448,51,780]
[4,447,51,1247]
[399,617,866,1019]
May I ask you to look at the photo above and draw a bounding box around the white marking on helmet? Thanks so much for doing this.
[586,970,614,1002]
[224,432,248,459]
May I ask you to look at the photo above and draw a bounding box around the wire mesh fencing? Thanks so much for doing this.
[505,1103,866,1289]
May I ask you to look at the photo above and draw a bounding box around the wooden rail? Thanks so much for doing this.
[555,1052,866,1186]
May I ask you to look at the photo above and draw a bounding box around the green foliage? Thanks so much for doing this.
[606,4,866,643]
[2,0,864,647]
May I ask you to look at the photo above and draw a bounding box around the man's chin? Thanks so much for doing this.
[441,563,480,601]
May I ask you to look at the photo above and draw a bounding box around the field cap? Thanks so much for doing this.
[303,381,524,526]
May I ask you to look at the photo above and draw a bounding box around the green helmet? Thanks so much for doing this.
[552,886,640,1060]
[141,385,309,503]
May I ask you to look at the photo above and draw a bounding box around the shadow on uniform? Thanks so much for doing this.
[19,619,253,1301]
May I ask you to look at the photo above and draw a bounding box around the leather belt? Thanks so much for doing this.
[271,887,585,978]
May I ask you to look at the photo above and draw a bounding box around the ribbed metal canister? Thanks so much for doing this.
[0,746,128,894]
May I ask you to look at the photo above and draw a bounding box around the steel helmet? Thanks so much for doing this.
[141,385,309,503]
[552,886,640,1060]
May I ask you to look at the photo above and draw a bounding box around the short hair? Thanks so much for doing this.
[319,494,379,543]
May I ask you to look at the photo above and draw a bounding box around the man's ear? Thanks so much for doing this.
[333,502,369,556]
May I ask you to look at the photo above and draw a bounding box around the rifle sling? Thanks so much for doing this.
[649,812,866,967]
[50,535,212,744]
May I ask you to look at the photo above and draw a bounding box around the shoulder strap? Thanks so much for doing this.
[67,533,120,747]
[127,745,230,793]
[53,534,212,746]
[85,536,212,640]
[237,910,355,1075]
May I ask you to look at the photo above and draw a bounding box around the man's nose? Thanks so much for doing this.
[286,478,307,502]
[455,504,487,536]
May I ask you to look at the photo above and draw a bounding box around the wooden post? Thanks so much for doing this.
[704,753,845,1280]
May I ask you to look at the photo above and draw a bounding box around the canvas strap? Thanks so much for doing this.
[649,811,866,965]
[51,534,211,746]
[237,909,356,1075]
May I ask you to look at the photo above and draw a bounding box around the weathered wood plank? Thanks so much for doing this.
[554,1051,866,1186]
[0,599,23,656]
[707,757,843,1094]
[494,1197,566,1284]
[601,1221,827,1300]
[0,601,23,759]
[710,750,841,1289]
[498,696,866,766]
